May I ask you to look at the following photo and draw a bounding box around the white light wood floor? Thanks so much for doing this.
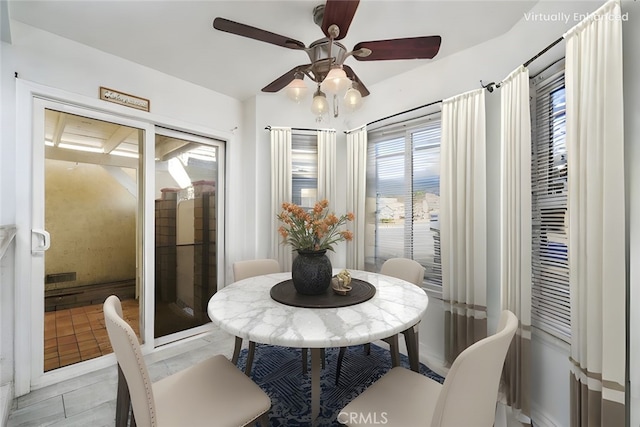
[7,327,525,427]
[7,328,236,427]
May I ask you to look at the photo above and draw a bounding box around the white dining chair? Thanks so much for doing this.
[231,259,281,375]
[380,258,426,368]
[104,295,271,427]
[340,310,518,426]
[336,258,425,384]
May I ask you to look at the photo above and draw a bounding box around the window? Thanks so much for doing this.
[292,134,317,208]
[365,118,442,289]
[530,64,570,341]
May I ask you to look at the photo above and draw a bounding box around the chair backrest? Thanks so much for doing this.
[430,310,518,427]
[380,258,425,286]
[104,295,156,427]
[233,258,280,281]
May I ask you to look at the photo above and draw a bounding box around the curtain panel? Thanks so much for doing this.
[565,0,626,425]
[499,65,532,421]
[440,89,488,364]
[317,129,337,263]
[270,127,293,272]
[345,126,367,270]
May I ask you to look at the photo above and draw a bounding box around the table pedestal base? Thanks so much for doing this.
[311,348,322,424]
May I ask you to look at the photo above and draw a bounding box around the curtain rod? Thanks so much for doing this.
[364,110,442,134]
[481,36,565,93]
[523,36,564,68]
[364,99,443,129]
[264,126,334,133]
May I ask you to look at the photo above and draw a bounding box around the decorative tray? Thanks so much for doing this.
[270,278,376,308]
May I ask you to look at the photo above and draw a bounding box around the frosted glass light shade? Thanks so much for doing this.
[311,90,329,116]
[344,86,362,111]
[286,78,308,102]
[321,67,351,94]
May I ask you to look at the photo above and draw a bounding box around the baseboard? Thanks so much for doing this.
[418,344,448,378]
[531,404,561,427]
[1,382,14,426]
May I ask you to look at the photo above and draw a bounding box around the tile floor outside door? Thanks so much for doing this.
[44,300,140,372]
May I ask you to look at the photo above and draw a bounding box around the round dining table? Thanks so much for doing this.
[207,269,429,424]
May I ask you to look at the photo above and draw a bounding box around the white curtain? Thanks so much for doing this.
[317,129,337,262]
[499,65,532,420]
[270,127,293,272]
[565,0,626,424]
[440,89,488,363]
[346,126,367,270]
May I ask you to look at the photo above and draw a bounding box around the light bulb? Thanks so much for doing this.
[344,85,362,111]
[321,67,351,94]
[310,89,329,116]
[286,77,308,103]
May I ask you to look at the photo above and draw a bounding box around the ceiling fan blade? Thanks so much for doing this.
[321,0,359,40]
[262,65,310,93]
[343,65,370,97]
[213,17,306,50]
[353,36,442,61]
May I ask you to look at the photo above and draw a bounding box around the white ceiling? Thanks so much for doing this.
[7,0,538,101]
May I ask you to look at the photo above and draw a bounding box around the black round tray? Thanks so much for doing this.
[270,278,376,308]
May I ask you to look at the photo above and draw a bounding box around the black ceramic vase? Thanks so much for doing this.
[291,249,332,295]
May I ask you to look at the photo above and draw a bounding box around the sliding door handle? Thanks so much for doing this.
[31,229,50,254]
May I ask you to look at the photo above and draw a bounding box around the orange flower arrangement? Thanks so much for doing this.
[277,199,354,252]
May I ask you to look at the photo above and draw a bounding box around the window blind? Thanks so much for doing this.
[291,134,318,208]
[366,118,442,287]
[531,69,570,341]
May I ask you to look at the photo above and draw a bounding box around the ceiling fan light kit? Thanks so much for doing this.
[310,88,330,118]
[213,0,441,121]
[344,84,363,112]
[286,74,309,103]
[320,66,351,94]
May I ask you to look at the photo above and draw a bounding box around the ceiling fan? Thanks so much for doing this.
[212,0,442,98]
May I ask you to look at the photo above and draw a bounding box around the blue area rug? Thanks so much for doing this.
[237,344,444,426]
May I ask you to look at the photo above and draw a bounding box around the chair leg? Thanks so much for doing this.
[335,346,347,386]
[257,412,270,427]
[115,364,131,427]
[245,341,256,376]
[363,342,371,355]
[232,336,243,364]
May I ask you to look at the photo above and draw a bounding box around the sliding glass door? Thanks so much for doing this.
[153,129,225,343]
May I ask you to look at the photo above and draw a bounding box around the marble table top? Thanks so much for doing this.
[207,269,429,348]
